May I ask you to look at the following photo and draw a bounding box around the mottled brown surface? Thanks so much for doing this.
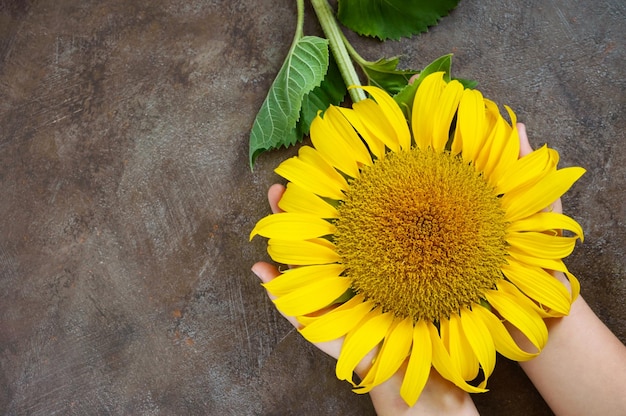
[1,0,624,415]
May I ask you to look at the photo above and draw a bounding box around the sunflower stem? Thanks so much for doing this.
[310,0,366,103]
[338,29,368,67]
[294,0,305,42]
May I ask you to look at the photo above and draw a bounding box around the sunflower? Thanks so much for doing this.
[250,72,585,406]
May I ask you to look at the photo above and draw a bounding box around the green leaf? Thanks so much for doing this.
[297,55,346,138]
[337,0,461,40]
[249,36,330,167]
[360,56,419,95]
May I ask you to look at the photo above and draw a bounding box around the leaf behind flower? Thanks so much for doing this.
[360,56,419,95]
[337,0,461,40]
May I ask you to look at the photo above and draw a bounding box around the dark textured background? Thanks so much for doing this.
[1,0,624,414]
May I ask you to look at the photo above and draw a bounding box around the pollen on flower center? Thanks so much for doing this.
[335,149,508,322]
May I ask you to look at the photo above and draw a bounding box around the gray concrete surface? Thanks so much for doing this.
[1,0,624,414]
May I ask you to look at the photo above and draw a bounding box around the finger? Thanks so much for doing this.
[251,261,281,288]
[268,184,286,214]
[251,261,303,329]
[550,201,563,214]
[517,123,533,158]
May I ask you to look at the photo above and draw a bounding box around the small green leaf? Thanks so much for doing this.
[454,77,479,90]
[337,0,461,40]
[360,56,419,95]
[249,36,330,167]
[297,55,346,138]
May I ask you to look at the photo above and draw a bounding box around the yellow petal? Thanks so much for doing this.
[496,145,558,195]
[502,261,572,315]
[496,278,548,317]
[431,80,464,152]
[438,316,450,351]
[267,238,340,265]
[330,106,374,166]
[489,106,520,180]
[507,250,579,304]
[250,213,335,241]
[263,264,345,297]
[484,288,547,351]
[428,322,486,393]
[457,88,487,164]
[310,105,371,177]
[476,101,509,179]
[359,86,412,151]
[298,295,373,342]
[278,182,339,218]
[459,307,496,384]
[350,98,400,153]
[273,275,351,316]
[338,107,386,159]
[471,305,538,361]
[508,246,570,272]
[357,317,413,393]
[448,313,480,381]
[502,166,586,222]
[412,72,446,150]
[507,231,578,259]
[567,270,581,302]
[275,146,348,200]
[400,319,432,406]
[336,309,395,386]
[506,212,583,241]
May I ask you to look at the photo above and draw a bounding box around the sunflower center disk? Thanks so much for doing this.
[335,149,508,322]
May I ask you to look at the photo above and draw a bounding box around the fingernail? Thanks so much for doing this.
[251,263,261,278]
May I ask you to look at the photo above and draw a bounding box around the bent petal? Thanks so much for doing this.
[310,105,372,177]
[484,288,548,351]
[471,305,538,361]
[473,99,501,176]
[508,246,570,272]
[400,319,433,406]
[412,72,446,150]
[357,316,413,393]
[459,307,496,385]
[502,167,586,222]
[448,313,480,381]
[298,295,373,342]
[338,107,386,159]
[457,88,487,164]
[275,147,348,200]
[507,231,579,259]
[431,80,464,152]
[351,98,400,153]
[336,310,395,386]
[489,106,520,180]
[428,322,487,393]
[502,261,571,315]
[506,212,583,241]
[359,86,412,151]
[496,145,558,195]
